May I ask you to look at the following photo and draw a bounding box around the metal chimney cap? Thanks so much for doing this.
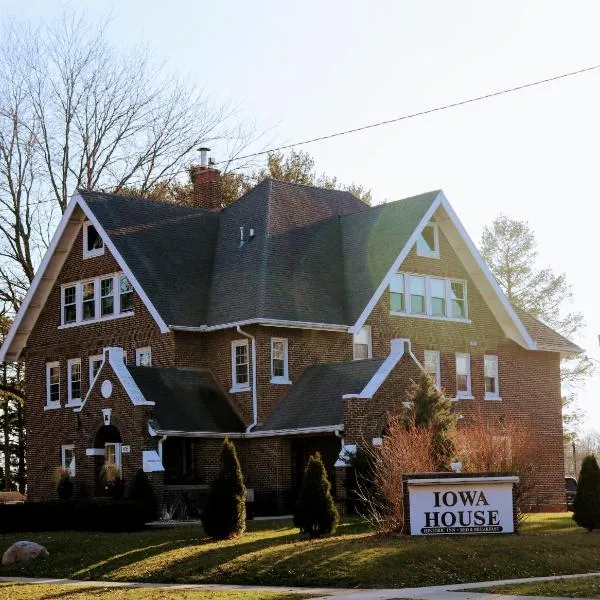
[198,147,211,168]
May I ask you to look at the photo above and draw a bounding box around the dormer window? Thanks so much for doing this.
[417,222,439,258]
[83,222,104,258]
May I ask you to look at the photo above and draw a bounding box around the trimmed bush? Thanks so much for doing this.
[55,467,74,501]
[128,469,159,522]
[294,452,339,538]
[0,499,147,533]
[201,437,246,539]
[573,454,600,532]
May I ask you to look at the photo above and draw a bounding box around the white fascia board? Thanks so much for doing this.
[407,476,519,485]
[349,192,443,335]
[153,425,344,438]
[170,319,349,333]
[536,344,584,355]
[77,195,170,334]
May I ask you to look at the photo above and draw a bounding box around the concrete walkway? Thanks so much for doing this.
[1,572,599,599]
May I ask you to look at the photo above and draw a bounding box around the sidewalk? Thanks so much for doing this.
[1,572,599,599]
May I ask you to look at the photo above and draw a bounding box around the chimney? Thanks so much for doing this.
[191,147,222,210]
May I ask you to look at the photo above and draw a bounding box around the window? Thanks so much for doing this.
[119,275,134,313]
[390,273,468,321]
[67,359,82,406]
[231,339,250,391]
[61,444,75,476]
[417,222,439,258]
[46,362,60,408]
[484,355,500,400]
[105,442,121,469]
[100,277,114,317]
[83,222,104,258]
[271,338,290,383]
[455,353,472,399]
[136,347,152,367]
[353,326,372,360]
[424,350,441,388]
[63,286,77,324]
[89,355,103,386]
[60,272,134,327]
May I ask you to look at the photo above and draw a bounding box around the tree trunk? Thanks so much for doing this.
[2,363,10,491]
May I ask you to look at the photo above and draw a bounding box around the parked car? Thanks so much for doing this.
[565,476,577,510]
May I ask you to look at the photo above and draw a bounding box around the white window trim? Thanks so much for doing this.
[83,221,105,259]
[270,337,291,384]
[45,361,61,410]
[89,355,104,387]
[484,354,501,401]
[390,272,470,323]
[424,350,441,389]
[105,442,122,469]
[230,339,251,393]
[416,222,440,259]
[66,358,82,407]
[59,272,134,329]
[61,444,76,476]
[135,347,152,367]
[353,326,372,361]
[454,352,473,401]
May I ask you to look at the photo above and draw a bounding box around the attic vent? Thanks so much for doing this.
[239,226,255,248]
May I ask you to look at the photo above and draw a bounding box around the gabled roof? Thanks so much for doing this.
[128,366,245,433]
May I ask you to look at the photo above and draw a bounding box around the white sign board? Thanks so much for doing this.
[142,450,164,473]
[121,445,131,454]
[407,476,518,536]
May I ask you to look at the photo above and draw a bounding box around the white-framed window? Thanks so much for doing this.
[45,361,60,409]
[66,358,82,406]
[271,338,290,383]
[61,444,75,476]
[89,355,103,386]
[455,353,472,399]
[60,272,134,328]
[484,355,500,400]
[390,273,469,322]
[105,442,121,469]
[83,221,104,259]
[353,326,372,360]
[231,339,250,392]
[136,347,152,367]
[416,222,439,258]
[424,350,441,388]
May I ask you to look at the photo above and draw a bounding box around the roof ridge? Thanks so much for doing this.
[77,189,208,213]
[266,177,358,196]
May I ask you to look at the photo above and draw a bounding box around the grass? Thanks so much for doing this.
[471,575,600,597]
[0,514,598,589]
[0,583,314,599]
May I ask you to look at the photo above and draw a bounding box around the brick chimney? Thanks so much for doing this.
[190,147,221,210]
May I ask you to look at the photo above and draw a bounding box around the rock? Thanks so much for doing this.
[2,541,49,565]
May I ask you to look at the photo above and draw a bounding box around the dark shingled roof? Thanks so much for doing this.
[258,359,384,431]
[127,366,245,433]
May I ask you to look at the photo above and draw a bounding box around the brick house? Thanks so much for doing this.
[0,162,582,513]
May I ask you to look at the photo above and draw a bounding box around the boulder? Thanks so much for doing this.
[2,541,49,565]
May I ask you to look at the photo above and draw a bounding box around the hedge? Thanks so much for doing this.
[0,499,148,533]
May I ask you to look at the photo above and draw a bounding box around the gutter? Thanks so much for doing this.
[150,425,344,439]
[236,325,258,433]
[169,318,349,333]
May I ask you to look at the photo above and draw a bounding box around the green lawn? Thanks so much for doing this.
[472,575,600,598]
[0,514,598,589]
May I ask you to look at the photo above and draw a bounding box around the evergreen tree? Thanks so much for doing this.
[294,452,339,538]
[573,454,600,532]
[201,438,246,539]
[128,469,159,522]
[404,372,457,471]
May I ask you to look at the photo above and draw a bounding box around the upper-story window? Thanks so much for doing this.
[484,355,500,400]
[353,326,372,360]
[83,222,104,259]
[45,361,60,409]
[67,358,82,407]
[271,338,290,384]
[89,355,103,385]
[231,339,250,392]
[416,222,439,258]
[390,273,468,322]
[455,353,472,399]
[136,347,152,367]
[423,350,441,388]
[60,272,134,328]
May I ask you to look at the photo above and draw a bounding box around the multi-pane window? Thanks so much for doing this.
[484,355,500,399]
[119,275,134,313]
[46,362,60,407]
[100,278,114,317]
[82,281,95,320]
[63,286,76,324]
[61,444,76,476]
[67,359,82,405]
[390,273,468,321]
[89,355,103,385]
[231,340,249,390]
[416,222,439,258]
[83,222,104,258]
[271,338,289,382]
[136,347,152,367]
[353,327,372,360]
[455,353,472,398]
[424,350,441,388]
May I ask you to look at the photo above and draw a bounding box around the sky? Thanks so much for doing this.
[2,1,600,432]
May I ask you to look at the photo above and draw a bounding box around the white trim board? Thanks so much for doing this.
[150,425,343,439]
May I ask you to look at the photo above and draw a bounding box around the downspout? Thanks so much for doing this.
[236,325,258,433]
[158,435,167,466]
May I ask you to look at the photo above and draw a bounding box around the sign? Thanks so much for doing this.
[407,476,518,536]
[121,445,131,454]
